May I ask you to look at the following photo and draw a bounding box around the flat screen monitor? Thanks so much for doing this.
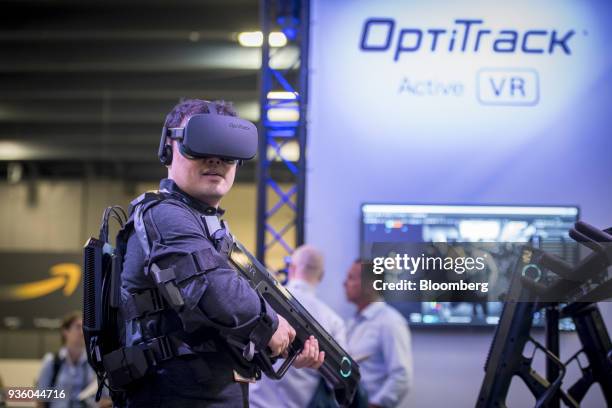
[361,204,579,328]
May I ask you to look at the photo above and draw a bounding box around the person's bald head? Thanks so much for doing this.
[289,245,324,285]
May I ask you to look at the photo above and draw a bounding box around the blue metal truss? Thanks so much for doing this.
[256,0,309,267]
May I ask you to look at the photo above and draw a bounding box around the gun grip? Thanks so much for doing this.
[568,374,593,403]
[257,344,301,380]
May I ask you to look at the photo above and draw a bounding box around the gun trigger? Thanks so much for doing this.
[243,341,255,361]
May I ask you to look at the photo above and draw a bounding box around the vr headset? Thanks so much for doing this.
[158,106,258,166]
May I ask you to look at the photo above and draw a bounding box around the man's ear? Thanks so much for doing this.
[288,263,296,280]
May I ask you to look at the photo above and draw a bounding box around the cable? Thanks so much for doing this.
[99,205,128,243]
[110,206,127,225]
[99,207,111,242]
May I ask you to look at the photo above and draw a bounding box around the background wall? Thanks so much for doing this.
[308,0,612,406]
[0,180,260,253]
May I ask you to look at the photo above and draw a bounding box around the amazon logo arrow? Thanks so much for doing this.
[0,263,81,301]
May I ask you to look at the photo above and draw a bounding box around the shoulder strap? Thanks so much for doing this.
[50,352,63,387]
[130,191,169,262]
[132,191,216,254]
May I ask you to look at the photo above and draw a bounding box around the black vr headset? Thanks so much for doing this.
[158,105,258,166]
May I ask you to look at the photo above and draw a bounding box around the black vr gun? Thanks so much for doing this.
[476,246,567,408]
[229,240,361,407]
[477,222,612,408]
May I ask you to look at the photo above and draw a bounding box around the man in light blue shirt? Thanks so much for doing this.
[344,261,413,408]
[250,245,346,408]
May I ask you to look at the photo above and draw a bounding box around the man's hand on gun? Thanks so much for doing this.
[294,336,325,369]
[267,315,325,369]
[268,314,296,357]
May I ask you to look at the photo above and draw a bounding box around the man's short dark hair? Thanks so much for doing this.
[352,258,376,287]
[164,98,237,128]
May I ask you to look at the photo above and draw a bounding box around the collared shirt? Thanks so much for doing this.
[36,347,96,408]
[249,279,347,408]
[158,178,225,216]
[346,302,413,408]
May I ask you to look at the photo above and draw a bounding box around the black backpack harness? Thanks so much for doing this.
[87,189,274,400]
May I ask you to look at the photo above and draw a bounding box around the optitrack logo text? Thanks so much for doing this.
[360,18,577,61]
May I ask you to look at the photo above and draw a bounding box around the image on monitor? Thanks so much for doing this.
[361,204,579,328]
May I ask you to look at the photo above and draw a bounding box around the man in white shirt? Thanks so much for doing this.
[344,260,413,408]
[250,245,346,408]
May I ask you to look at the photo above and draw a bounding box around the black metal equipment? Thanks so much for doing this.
[476,222,612,408]
[82,206,129,401]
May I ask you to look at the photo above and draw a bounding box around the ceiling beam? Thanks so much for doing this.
[0,30,236,42]
[0,100,260,123]
[0,70,262,92]
[0,45,299,73]
[0,3,259,32]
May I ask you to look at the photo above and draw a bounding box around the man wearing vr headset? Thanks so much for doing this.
[120,99,323,407]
